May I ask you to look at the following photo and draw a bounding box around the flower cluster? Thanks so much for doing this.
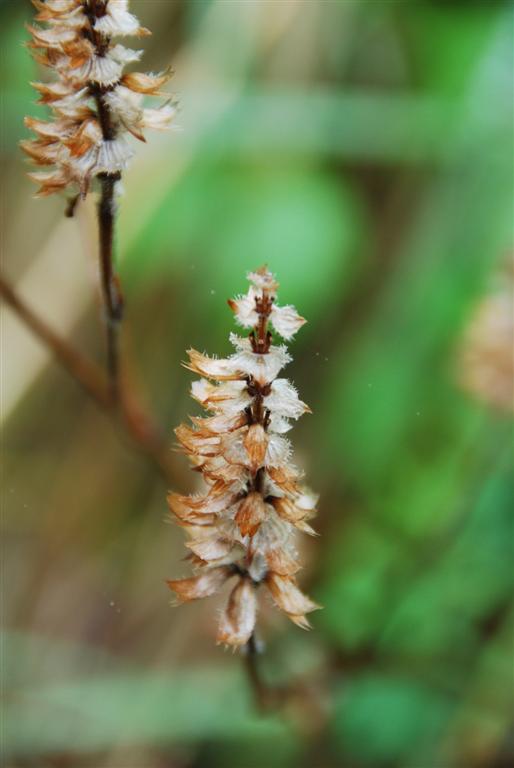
[167,267,320,647]
[22,0,175,199]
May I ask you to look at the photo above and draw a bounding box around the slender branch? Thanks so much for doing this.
[0,273,177,484]
[0,274,110,408]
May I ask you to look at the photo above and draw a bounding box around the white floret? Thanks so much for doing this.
[270,303,306,340]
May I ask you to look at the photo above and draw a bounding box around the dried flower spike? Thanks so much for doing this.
[22,0,176,199]
[167,266,320,647]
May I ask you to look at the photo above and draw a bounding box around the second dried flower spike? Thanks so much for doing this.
[23,0,175,199]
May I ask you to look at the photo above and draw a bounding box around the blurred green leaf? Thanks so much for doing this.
[321,14,512,489]
[405,4,500,96]
[123,163,364,325]
[332,675,453,765]
[379,452,513,656]
[2,631,290,758]
[1,7,45,149]
[317,521,405,649]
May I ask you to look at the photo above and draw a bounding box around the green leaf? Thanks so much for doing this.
[332,675,453,764]
[320,14,512,489]
[123,162,364,324]
[2,631,289,758]
[379,455,514,656]
[317,521,405,649]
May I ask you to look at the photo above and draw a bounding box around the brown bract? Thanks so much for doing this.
[235,492,268,537]
[217,579,258,647]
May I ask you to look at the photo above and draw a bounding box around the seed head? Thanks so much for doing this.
[22,0,176,200]
[168,266,320,647]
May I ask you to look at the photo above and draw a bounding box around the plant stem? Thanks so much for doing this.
[97,171,123,401]
[0,274,110,407]
[87,0,124,402]
[0,273,177,484]
[243,634,273,712]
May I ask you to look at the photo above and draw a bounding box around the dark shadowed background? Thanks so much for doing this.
[1,1,513,767]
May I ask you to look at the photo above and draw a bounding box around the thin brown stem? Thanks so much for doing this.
[242,294,279,708]
[243,634,274,712]
[0,273,177,484]
[85,0,124,401]
[97,171,123,401]
[0,274,110,408]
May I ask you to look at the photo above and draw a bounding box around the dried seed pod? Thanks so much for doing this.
[23,0,176,201]
[168,267,320,646]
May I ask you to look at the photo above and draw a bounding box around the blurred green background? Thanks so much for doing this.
[1,1,513,766]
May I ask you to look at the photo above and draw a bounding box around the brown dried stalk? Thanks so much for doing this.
[97,171,123,399]
[243,634,271,711]
[0,272,177,483]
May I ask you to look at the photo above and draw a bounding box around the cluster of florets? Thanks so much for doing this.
[22,0,175,198]
[167,267,320,647]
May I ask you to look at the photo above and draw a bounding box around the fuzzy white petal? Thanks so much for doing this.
[94,1,142,37]
[251,508,295,554]
[265,434,291,467]
[103,85,143,124]
[229,286,259,328]
[267,414,292,434]
[247,267,278,294]
[141,105,176,130]
[186,349,241,380]
[191,379,250,414]
[265,379,309,420]
[74,54,123,86]
[94,138,134,174]
[229,335,291,385]
[270,304,306,340]
[109,44,143,65]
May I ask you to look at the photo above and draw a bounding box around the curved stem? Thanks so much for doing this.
[0,273,177,484]
[0,274,110,407]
